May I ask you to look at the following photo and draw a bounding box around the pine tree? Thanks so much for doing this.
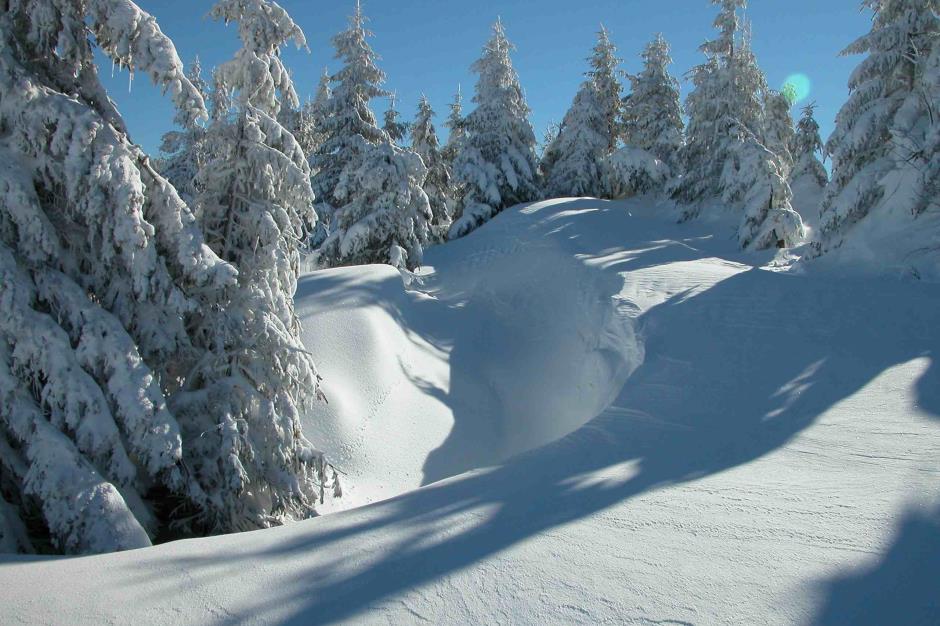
[314,143,432,270]
[541,82,608,198]
[185,0,336,535]
[587,25,625,153]
[791,103,828,188]
[0,0,239,554]
[158,57,211,206]
[763,89,796,176]
[310,0,389,221]
[311,4,432,270]
[451,19,540,239]
[623,33,684,169]
[672,0,748,211]
[298,67,333,159]
[442,86,466,167]
[818,0,940,253]
[724,127,805,249]
[411,96,453,240]
[382,93,409,145]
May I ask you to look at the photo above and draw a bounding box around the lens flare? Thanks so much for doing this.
[782,73,811,104]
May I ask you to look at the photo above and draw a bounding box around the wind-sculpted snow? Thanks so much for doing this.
[2,198,939,625]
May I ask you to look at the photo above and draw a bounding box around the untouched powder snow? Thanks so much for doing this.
[2,197,940,624]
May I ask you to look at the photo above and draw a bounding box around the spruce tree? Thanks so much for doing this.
[185,0,336,535]
[382,93,409,145]
[541,82,608,198]
[818,0,940,253]
[442,86,466,167]
[0,0,238,554]
[791,103,828,188]
[311,4,432,270]
[622,33,684,169]
[763,89,796,176]
[672,0,748,211]
[411,96,453,240]
[310,0,389,220]
[587,25,625,153]
[451,19,539,239]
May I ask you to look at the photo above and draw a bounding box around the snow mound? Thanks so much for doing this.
[297,199,644,508]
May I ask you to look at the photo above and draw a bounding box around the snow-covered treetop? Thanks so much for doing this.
[701,0,746,60]
[587,25,624,151]
[412,95,441,158]
[795,103,824,157]
[325,0,389,145]
[625,33,683,164]
[383,93,409,144]
[469,19,532,125]
[210,0,307,116]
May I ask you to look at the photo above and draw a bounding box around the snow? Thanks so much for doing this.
[2,197,940,623]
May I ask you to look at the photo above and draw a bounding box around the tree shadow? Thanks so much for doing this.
[810,504,940,625]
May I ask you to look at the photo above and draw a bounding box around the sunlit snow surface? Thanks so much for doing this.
[2,197,939,625]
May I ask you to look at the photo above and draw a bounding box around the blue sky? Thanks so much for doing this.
[102,1,873,156]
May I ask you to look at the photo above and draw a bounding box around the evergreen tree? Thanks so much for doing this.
[587,25,625,152]
[623,33,684,169]
[541,82,608,197]
[382,93,409,145]
[298,67,333,159]
[723,127,805,249]
[763,89,796,176]
[314,143,432,270]
[0,0,238,554]
[672,0,748,211]
[671,1,801,248]
[311,4,432,269]
[451,19,540,239]
[186,0,336,535]
[818,0,940,252]
[441,86,466,167]
[411,96,453,240]
[158,57,211,205]
[310,1,389,221]
[791,103,828,188]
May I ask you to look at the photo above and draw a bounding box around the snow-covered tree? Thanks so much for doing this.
[442,86,466,167]
[0,0,240,554]
[623,33,684,168]
[310,1,389,221]
[158,57,211,205]
[818,0,940,253]
[672,0,747,210]
[541,82,608,197]
[293,67,333,159]
[383,93,409,145]
[314,143,432,269]
[763,89,795,176]
[411,95,453,240]
[673,2,770,217]
[185,0,337,535]
[791,102,828,188]
[722,127,805,249]
[451,19,540,239]
[587,25,625,152]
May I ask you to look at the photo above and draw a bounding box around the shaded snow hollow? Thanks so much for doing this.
[2,198,940,625]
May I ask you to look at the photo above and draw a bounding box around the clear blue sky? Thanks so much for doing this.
[102,1,873,156]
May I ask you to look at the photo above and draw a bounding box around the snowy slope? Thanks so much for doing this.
[2,197,939,625]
